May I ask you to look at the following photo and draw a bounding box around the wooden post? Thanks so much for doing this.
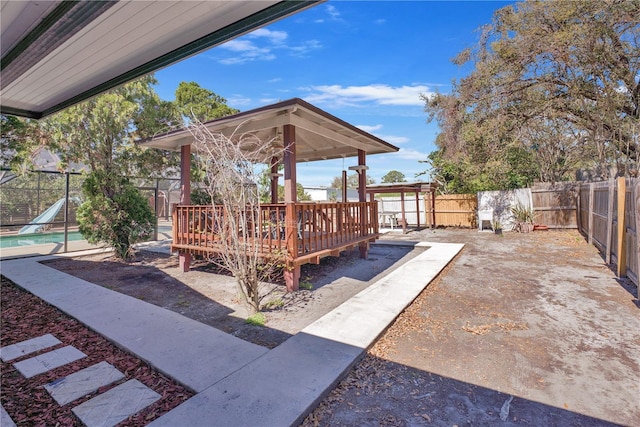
[588,183,594,245]
[606,178,615,264]
[431,188,437,228]
[270,156,279,204]
[400,191,407,233]
[284,204,300,292]
[576,184,582,233]
[179,144,191,272]
[283,124,300,291]
[357,150,368,259]
[415,190,421,229]
[616,177,627,277]
[342,170,347,202]
[635,180,640,293]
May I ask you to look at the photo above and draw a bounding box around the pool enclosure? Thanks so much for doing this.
[140,98,399,290]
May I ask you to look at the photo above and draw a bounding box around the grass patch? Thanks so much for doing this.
[264,298,284,310]
[246,312,266,326]
[299,280,313,290]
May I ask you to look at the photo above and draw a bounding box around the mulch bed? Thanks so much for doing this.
[0,276,194,426]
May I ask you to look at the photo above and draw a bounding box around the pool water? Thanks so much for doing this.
[1,226,172,249]
[0,231,86,248]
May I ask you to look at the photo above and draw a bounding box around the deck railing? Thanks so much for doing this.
[172,202,379,259]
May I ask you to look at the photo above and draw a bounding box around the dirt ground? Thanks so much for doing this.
[43,242,421,349]
[41,228,640,426]
[304,229,640,427]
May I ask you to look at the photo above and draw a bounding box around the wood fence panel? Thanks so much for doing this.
[530,183,578,228]
[592,182,611,253]
[424,194,477,228]
[624,178,637,284]
[577,178,639,289]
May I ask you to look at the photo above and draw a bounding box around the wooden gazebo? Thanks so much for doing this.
[366,182,438,234]
[140,98,399,290]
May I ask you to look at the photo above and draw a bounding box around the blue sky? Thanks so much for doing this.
[154,1,512,187]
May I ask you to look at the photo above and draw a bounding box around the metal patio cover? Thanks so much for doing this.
[0,0,319,119]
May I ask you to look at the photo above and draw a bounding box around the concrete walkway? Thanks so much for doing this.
[1,241,462,426]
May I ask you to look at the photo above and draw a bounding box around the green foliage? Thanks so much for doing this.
[423,0,640,188]
[246,312,266,326]
[511,204,535,224]
[174,82,239,123]
[191,188,223,205]
[299,280,313,290]
[263,298,285,310]
[381,170,407,184]
[77,171,155,260]
[329,173,375,189]
[1,115,42,173]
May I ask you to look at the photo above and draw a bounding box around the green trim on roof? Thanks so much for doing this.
[3,0,320,119]
[1,1,78,71]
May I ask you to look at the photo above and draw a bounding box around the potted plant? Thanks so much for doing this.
[511,204,535,233]
[493,220,503,235]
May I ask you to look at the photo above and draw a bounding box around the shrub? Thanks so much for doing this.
[77,171,155,259]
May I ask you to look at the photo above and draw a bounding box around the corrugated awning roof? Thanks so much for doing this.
[138,98,399,162]
[0,0,320,119]
[366,182,437,194]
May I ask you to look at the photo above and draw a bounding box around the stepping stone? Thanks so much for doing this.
[72,379,161,427]
[1,334,61,362]
[12,346,86,378]
[1,404,17,427]
[44,361,125,406]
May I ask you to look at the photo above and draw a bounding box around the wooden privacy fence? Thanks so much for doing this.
[578,177,639,288]
[530,182,578,229]
[424,194,477,228]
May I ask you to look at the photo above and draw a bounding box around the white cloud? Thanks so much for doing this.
[393,148,430,160]
[356,124,409,145]
[248,28,288,44]
[357,124,383,133]
[382,135,410,145]
[326,5,341,20]
[304,84,434,107]
[227,95,252,107]
[216,28,321,65]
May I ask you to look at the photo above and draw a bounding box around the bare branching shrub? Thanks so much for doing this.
[189,121,287,312]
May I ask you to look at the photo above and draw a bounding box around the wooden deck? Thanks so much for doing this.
[172,202,380,288]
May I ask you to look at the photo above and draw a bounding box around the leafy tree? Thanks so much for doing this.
[423,0,640,188]
[40,76,167,259]
[77,171,155,259]
[329,173,375,189]
[381,170,407,183]
[1,115,43,173]
[174,81,239,123]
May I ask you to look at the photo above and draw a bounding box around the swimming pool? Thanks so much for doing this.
[0,224,173,249]
[0,231,86,249]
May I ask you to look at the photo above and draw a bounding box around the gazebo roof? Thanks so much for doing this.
[139,98,399,162]
[1,1,319,119]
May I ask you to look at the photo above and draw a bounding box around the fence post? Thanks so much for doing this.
[616,177,627,277]
[635,180,640,292]
[606,178,615,264]
[588,183,594,245]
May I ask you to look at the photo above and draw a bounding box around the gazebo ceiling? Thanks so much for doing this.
[0,1,320,119]
[139,98,399,162]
